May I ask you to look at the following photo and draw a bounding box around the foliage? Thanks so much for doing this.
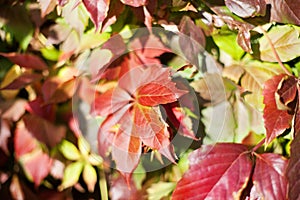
[1,0,300,199]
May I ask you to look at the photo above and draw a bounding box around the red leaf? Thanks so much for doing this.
[45,77,77,105]
[82,0,110,30]
[263,74,293,144]
[101,0,125,31]
[0,73,43,90]
[252,153,288,199]
[120,0,147,7]
[163,103,197,140]
[112,130,142,181]
[267,0,300,25]
[286,132,300,200]
[172,143,252,200]
[277,76,298,107]
[0,53,48,70]
[22,150,53,187]
[23,114,66,148]
[26,97,56,122]
[225,0,266,18]
[14,123,37,159]
[0,99,27,121]
[110,176,141,200]
[96,66,185,177]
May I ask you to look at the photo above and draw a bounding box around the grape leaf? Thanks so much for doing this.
[172,143,252,200]
[263,74,293,144]
[0,53,47,70]
[286,131,300,200]
[93,66,186,180]
[82,0,110,30]
[259,25,300,62]
[252,153,288,199]
[120,0,147,7]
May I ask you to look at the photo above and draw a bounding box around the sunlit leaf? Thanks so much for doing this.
[225,0,266,18]
[259,25,300,62]
[60,162,84,190]
[82,0,110,30]
[263,74,293,144]
[14,123,37,159]
[82,164,97,192]
[252,153,288,199]
[59,140,81,161]
[147,182,176,200]
[267,0,300,25]
[0,73,43,90]
[78,136,90,156]
[172,143,252,200]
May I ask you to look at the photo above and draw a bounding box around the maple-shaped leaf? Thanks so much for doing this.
[172,143,252,200]
[287,132,300,200]
[263,74,293,144]
[93,66,186,179]
[120,0,147,7]
[0,53,48,70]
[82,0,110,30]
[23,114,66,148]
[0,73,43,90]
[252,153,288,199]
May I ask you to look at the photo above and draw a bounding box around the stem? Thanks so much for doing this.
[258,26,292,76]
[252,138,265,153]
[99,167,108,200]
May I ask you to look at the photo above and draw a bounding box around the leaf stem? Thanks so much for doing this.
[258,26,292,76]
[99,167,108,200]
[252,138,265,153]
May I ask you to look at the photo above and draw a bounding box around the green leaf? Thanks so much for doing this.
[147,182,176,200]
[59,140,81,161]
[82,164,97,192]
[133,163,146,190]
[259,25,300,62]
[88,154,103,166]
[213,30,244,60]
[41,47,61,61]
[60,162,83,190]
